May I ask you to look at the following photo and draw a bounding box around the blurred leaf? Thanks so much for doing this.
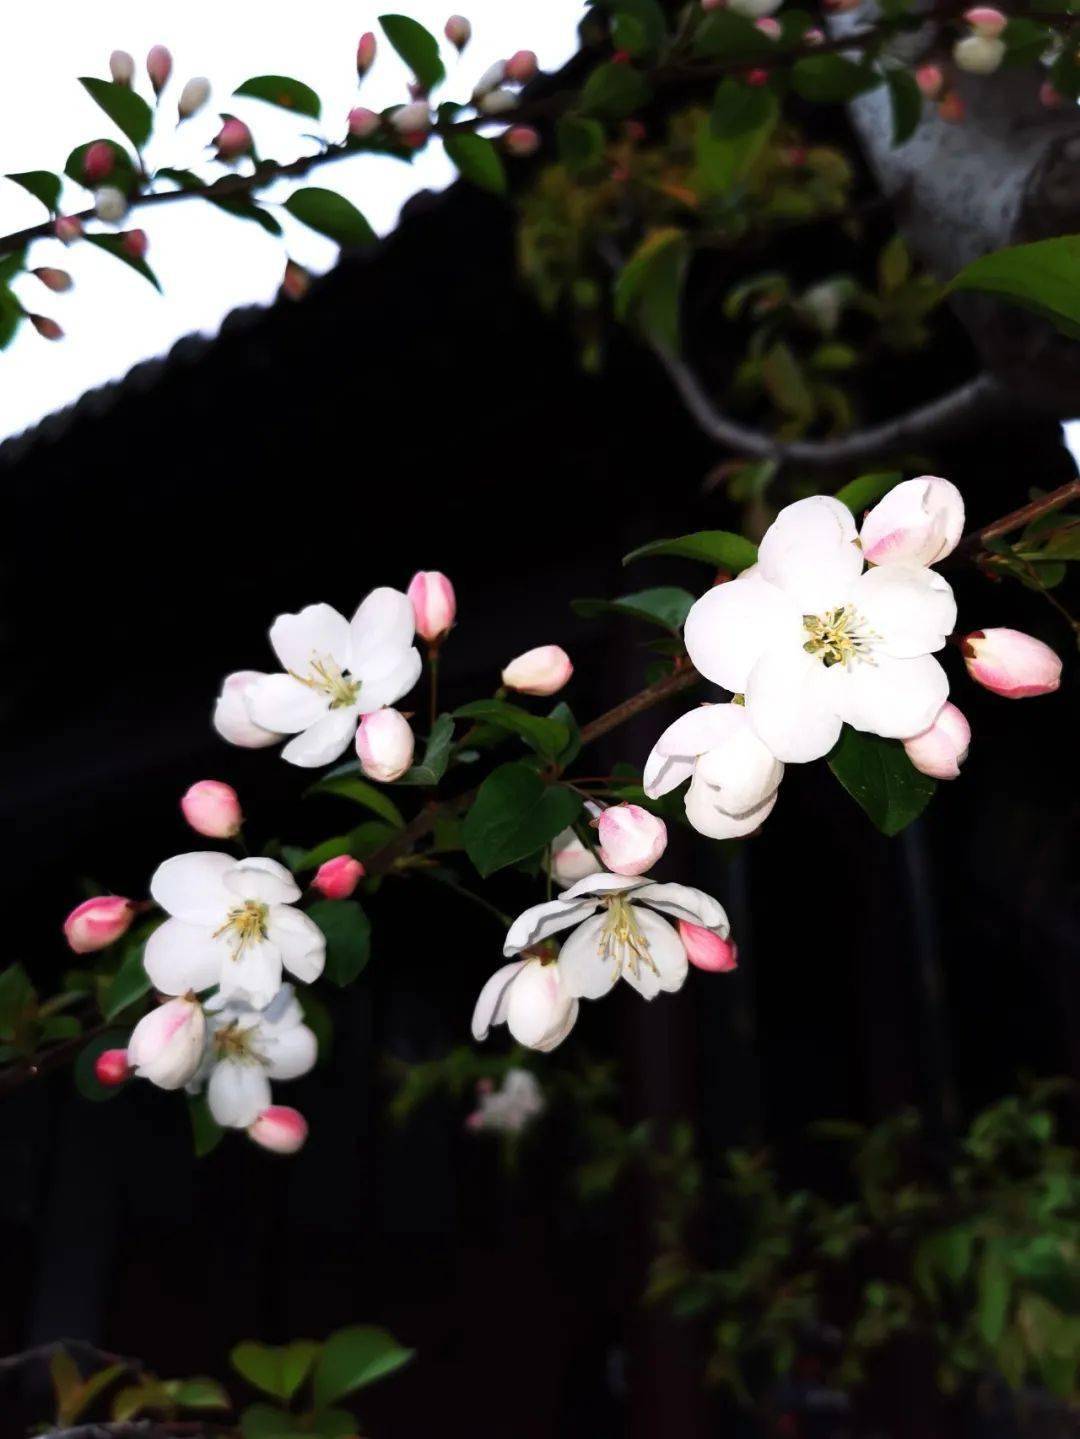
[693,10,773,58]
[573,587,695,633]
[232,1341,320,1403]
[463,763,582,877]
[234,75,321,118]
[455,700,569,760]
[623,530,758,571]
[309,1410,361,1438]
[791,55,880,103]
[241,1403,305,1438]
[834,471,901,516]
[84,233,162,292]
[827,726,935,836]
[7,170,62,212]
[580,61,651,119]
[309,899,372,986]
[879,234,911,294]
[379,14,446,91]
[761,341,814,420]
[950,235,1080,339]
[396,713,454,785]
[603,0,668,55]
[977,1246,1011,1346]
[78,78,153,149]
[614,227,688,351]
[312,1325,415,1406]
[166,1377,232,1411]
[305,772,405,828]
[209,196,283,234]
[0,963,35,1041]
[548,701,582,767]
[284,188,376,249]
[444,133,506,194]
[704,82,778,190]
[102,942,152,1019]
[556,115,605,174]
[885,68,922,146]
[189,1093,224,1157]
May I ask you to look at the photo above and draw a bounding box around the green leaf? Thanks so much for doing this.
[7,170,62,212]
[548,701,582,767]
[83,233,162,292]
[234,75,321,119]
[693,10,774,59]
[885,68,922,146]
[623,530,757,572]
[834,471,901,516]
[977,1247,1011,1346]
[73,1029,131,1102]
[791,55,881,103]
[209,195,284,235]
[444,133,506,195]
[949,235,1080,339]
[463,764,583,877]
[604,0,668,55]
[379,14,446,91]
[312,1325,415,1407]
[556,115,605,175]
[167,1377,232,1412]
[79,78,154,149]
[0,963,35,1041]
[455,700,569,760]
[827,727,935,836]
[396,713,454,785]
[232,1341,320,1403]
[573,586,695,633]
[703,82,778,191]
[306,772,405,828]
[102,942,151,1018]
[241,1403,305,1438]
[580,61,651,119]
[189,1094,224,1157]
[613,227,688,351]
[284,188,376,249]
[309,899,372,987]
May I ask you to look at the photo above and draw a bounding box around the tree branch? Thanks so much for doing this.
[578,663,700,746]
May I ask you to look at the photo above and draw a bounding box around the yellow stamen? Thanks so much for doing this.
[803,604,876,668]
[598,894,656,981]
[290,653,360,709]
[214,900,269,960]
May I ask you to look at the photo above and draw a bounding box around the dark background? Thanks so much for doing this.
[0,179,1076,1437]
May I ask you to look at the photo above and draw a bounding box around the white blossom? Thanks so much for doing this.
[645,701,783,838]
[467,1068,545,1133]
[190,985,317,1128]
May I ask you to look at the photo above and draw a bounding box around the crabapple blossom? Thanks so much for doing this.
[964,6,1007,35]
[193,985,317,1127]
[478,88,518,116]
[54,216,83,244]
[84,142,115,183]
[859,476,964,567]
[473,60,507,98]
[356,708,415,782]
[214,118,253,161]
[645,702,783,839]
[110,50,135,85]
[94,1049,131,1086]
[503,872,729,1004]
[391,101,430,135]
[181,780,243,839]
[679,921,738,973]
[502,644,573,696]
[549,827,602,887]
[903,702,971,779]
[357,32,377,75]
[756,18,782,38]
[94,187,129,223]
[938,92,966,123]
[467,1069,545,1133]
[33,268,72,293]
[281,260,310,301]
[445,15,472,49]
[953,34,1005,72]
[249,1105,309,1154]
[64,895,134,953]
[144,853,324,1010]
[408,570,456,642]
[683,495,956,764]
[242,590,421,767]
[348,106,381,138]
[127,996,206,1090]
[214,671,283,749]
[962,629,1062,698]
[505,126,540,157]
[472,955,579,1052]
[147,45,172,94]
[121,229,149,259]
[597,804,667,877]
[178,77,210,120]
[313,855,365,900]
[30,314,63,341]
[916,65,945,98]
[506,50,538,83]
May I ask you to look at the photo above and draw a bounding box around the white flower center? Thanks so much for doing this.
[291,653,360,709]
[214,900,269,959]
[598,895,656,982]
[212,1019,265,1065]
[803,605,876,668]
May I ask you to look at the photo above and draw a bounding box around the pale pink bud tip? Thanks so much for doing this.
[84,142,115,184]
[214,117,253,160]
[181,780,243,839]
[550,828,602,887]
[916,64,945,99]
[54,217,83,244]
[249,1106,308,1154]
[755,18,781,37]
[178,77,211,120]
[30,314,63,342]
[63,895,135,954]
[678,921,738,973]
[506,49,539,84]
[121,229,148,259]
[504,126,541,158]
[859,475,964,568]
[597,804,668,877]
[33,267,72,293]
[127,997,206,1089]
[313,854,366,900]
[109,51,135,86]
[147,44,173,94]
[357,32,377,74]
[964,5,1007,34]
[804,26,826,42]
[356,708,415,783]
[501,645,573,697]
[903,702,971,780]
[953,32,1005,73]
[94,1049,132,1086]
[1039,81,1064,109]
[963,628,1062,699]
[445,15,472,49]
[408,570,457,642]
[282,260,310,301]
[348,106,381,139]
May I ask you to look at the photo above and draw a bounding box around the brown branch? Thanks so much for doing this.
[578,663,701,747]
[966,477,1080,548]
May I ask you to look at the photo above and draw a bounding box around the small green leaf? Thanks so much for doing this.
[556,115,605,175]
[65,139,137,192]
[7,170,62,212]
[950,235,1080,339]
[885,67,922,146]
[834,471,901,516]
[241,1402,304,1438]
[455,700,569,759]
[309,899,372,986]
[189,1094,224,1157]
[396,713,454,786]
[977,1247,1011,1346]
[284,188,376,249]
[693,10,774,59]
[613,227,689,351]
[0,963,35,1041]
[703,82,778,191]
[605,0,668,55]
[791,55,881,103]
[84,233,162,292]
[74,1029,131,1102]
[444,133,506,194]
[209,196,283,234]
[305,772,405,828]
[573,587,695,633]
[623,530,758,572]
[827,727,936,836]
[232,1341,320,1403]
[312,1325,415,1407]
[379,14,446,91]
[79,78,154,149]
[234,75,322,119]
[463,764,583,877]
[167,1377,232,1412]
[580,61,651,119]
[102,942,152,1019]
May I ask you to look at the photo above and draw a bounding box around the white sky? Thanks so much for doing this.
[0,2,585,442]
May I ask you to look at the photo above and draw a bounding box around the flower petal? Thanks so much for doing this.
[557,913,620,1000]
[694,711,783,814]
[560,872,648,902]
[150,852,234,925]
[280,707,359,768]
[835,652,950,740]
[268,906,326,985]
[208,1060,271,1128]
[851,564,956,659]
[533,999,579,1052]
[143,918,226,995]
[354,648,422,714]
[503,897,600,956]
[644,704,746,798]
[472,960,527,1040]
[683,569,800,693]
[348,588,415,671]
[684,779,779,839]
[746,644,844,764]
[758,495,863,612]
[269,603,351,676]
[621,909,688,1000]
[225,858,302,906]
[262,1021,317,1080]
[216,940,283,1011]
[247,674,328,735]
[633,883,729,934]
[859,476,965,567]
[505,959,577,1049]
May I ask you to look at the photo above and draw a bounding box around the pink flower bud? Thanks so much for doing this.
[147,44,173,94]
[391,101,430,135]
[1039,80,1065,108]
[501,645,572,697]
[356,708,415,782]
[248,1106,309,1154]
[473,60,506,98]
[121,229,148,259]
[964,6,1007,35]
[408,570,457,642]
[953,33,1005,73]
[95,1048,132,1086]
[597,804,668,877]
[214,117,253,161]
[550,827,602,887]
[903,701,971,780]
[110,50,135,86]
[54,216,83,244]
[64,895,135,953]
[357,32,377,75]
[445,15,472,49]
[84,142,115,184]
[678,921,738,973]
[181,780,243,838]
[804,26,826,42]
[938,91,966,123]
[504,125,541,157]
[33,267,72,293]
[916,64,945,98]
[313,854,366,900]
[214,670,283,748]
[281,259,310,301]
[745,68,770,85]
[178,76,211,120]
[30,314,63,341]
[506,49,539,83]
[859,475,965,567]
[128,996,206,1090]
[755,17,781,37]
[963,628,1062,699]
[348,105,381,138]
[94,186,129,223]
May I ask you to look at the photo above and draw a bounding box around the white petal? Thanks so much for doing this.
[262,1022,317,1080]
[269,603,351,676]
[150,852,233,925]
[225,858,301,905]
[758,495,863,613]
[836,652,950,740]
[851,564,957,659]
[643,748,695,800]
[261,983,304,1028]
[557,914,620,1000]
[685,780,779,839]
[207,1060,271,1128]
[348,588,415,671]
[745,644,844,764]
[859,476,965,567]
[216,940,283,1011]
[532,999,578,1052]
[472,960,527,1040]
[505,959,577,1049]
[503,897,601,955]
[621,909,688,1000]
[683,569,800,693]
[561,872,649,902]
[280,707,359,768]
[355,648,422,714]
[644,704,747,799]
[143,918,225,996]
[247,674,328,735]
[694,715,783,814]
[269,906,326,984]
[634,883,729,934]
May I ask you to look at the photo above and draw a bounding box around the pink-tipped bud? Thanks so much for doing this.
[804,26,826,42]
[445,15,472,49]
[953,33,1005,73]
[281,259,310,301]
[33,267,72,293]
[64,895,135,954]
[181,780,243,839]
[313,854,366,900]
[903,701,971,780]
[859,475,965,567]
[356,708,415,782]
[357,31,377,75]
[147,44,173,94]
[408,570,457,642]
[1039,80,1065,109]
[506,49,539,84]
[348,105,381,138]
[597,804,668,877]
[964,6,1007,35]
[94,186,129,223]
[755,17,782,37]
[678,921,738,973]
[938,91,966,123]
[30,314,63,341]
[214,117,253,161]
[504,125,541,157]
[121,228,148,259]
[550,827,602,887]
[962,628,1062,699]
[127,996,206,1090]
[54,216,83,245]
[110,50,135,86]
[916,64,945,99]
[95,1048,132,1086]
[501,645,572,697]
[248,1106,308,1154]
[745,68,770,85]
[84,142,115,184]
[178,76,211,121]
[390,101,430,136]
[472,60,506,98]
